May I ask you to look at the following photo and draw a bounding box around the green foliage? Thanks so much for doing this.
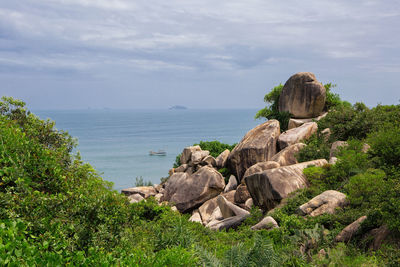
[173,154,181,168]
[255,84,291,132]
[367,126,400,169]
[296,134,330,162]
[195,140,236,158]
[324,83,350,111]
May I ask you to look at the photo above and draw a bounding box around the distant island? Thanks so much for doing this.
[169,105,188,110]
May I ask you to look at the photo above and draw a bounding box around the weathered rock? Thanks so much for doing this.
[234,184,251,204]
[245,159,328,210]
[175,164,188,173]
[191,150,210,165]
[207,214,250,231]
[161,166,225,213]
[321,128,331,141]
[278,122,317,150]
[271,143,306,166]
[121,186,157,199]
[288,113,328,130]
[367,225,391,250]
[330,141,348,158]
[244,198,253,210]
[198,191,236,224]
[279,72,326,119]
[189,210,203,223]
[171,206,178,212]
[201,155,216,167]
[243,161,280,182]
[335,216,367,242]
[180,145,202,164]
[228,120,280,182]
[362,143,371,153]
[224,175,238,193]
[215,149,230,168]
[208,207,224,223]
[217,195,250,219]
[251,216,279,230]
[329,157,338,165]
[185,166,194,175]
[298,190,347,217]
[154,193,163,202]
[128,194,144,203]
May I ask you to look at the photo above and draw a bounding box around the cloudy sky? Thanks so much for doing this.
[0,0,399,109]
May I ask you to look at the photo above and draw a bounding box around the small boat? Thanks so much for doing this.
[149,150,167,156]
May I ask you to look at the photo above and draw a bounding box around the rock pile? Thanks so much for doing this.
[121,72,356,232]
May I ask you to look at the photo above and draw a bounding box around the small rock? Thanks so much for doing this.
[224,175,238,193]
[362,143,371,153]
[251,216,279,230]
[121,186,157,199]
[321,128,331,141]
[154,193,163,202]
[215,149,230,168]
[278,122,317,150]
[367,225,391,251]
[217,195,250,219]
[201,155,216,167]
[180,145,202,164]
[189,210,203,223]
[175,164,188,173]
[234,184,251,204]
[329,157,338,164]
[171,206,178,212]
[330,141,348,158]
[191,150,210,165]
[288,113,328,129]
[244,198,253,210]
[335,216,367,242]
[271,143,306,166]
[169,168,175,176]
[298,190,347,217]
[128,194,144,203]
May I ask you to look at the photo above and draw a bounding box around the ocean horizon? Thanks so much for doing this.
[34,108,261,191]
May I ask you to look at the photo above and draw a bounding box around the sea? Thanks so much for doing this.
[34,109,261,191]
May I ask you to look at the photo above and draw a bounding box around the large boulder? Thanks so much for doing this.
[278,122,317,150]
[243,161,280,182]
[279,72,326,119]
[298,190,347,217]
[228,120,280,182]
[201,155,216,167]
[271,143,306,166]
[251,216,279,230]
[287,113,327,130]
[180,145,202,164]
[121,186,157,199]
[161,166,225,213]
[215,149,230,168]
[245,159,328,210]
[217,195,250,219]
[198,191,235,224]
[335,216,367,243]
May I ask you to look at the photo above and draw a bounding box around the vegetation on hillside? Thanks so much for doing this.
[1,92,400,266]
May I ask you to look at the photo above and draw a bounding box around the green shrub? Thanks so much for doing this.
[195,140,236,158]
[296,134,330,162]
[367,126,400,169]
[255,84,291,132]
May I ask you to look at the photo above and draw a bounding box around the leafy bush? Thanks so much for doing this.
[367,126,400,169]
[195,140,236,158]
[255,84,291,131]
[296,134,330,162]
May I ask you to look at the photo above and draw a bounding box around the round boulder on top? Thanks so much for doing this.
[279,72,326,119]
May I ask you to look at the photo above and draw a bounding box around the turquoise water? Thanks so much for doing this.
[34,109,260,191]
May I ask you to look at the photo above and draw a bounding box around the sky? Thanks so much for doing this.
[0,0,399,109]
